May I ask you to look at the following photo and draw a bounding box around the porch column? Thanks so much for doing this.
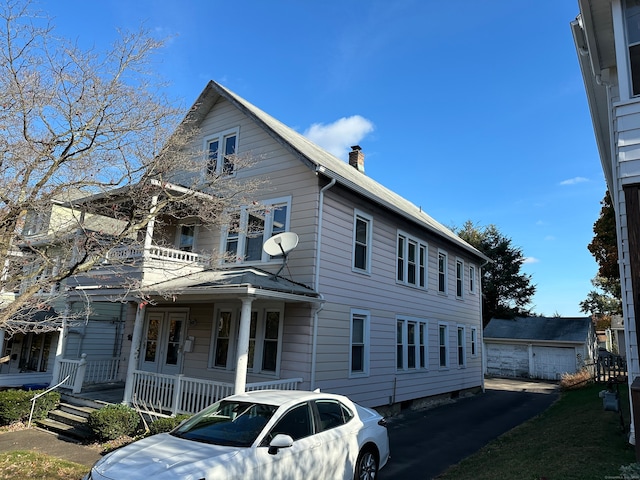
[144,195,159,251]
[123,302,146,405]
[234,296,255,394]
[49,304,69,387]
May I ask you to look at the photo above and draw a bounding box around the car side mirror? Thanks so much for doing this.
[268,434,294,455]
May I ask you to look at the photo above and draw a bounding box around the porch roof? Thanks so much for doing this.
[141,267,322,303]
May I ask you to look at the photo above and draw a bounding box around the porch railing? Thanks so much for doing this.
[105,245,208,265]
[131,370,303,416]
[57,355,120,393]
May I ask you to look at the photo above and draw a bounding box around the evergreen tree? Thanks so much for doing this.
[455,221,536,326]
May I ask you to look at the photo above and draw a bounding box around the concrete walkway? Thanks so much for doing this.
[0,427,101,467]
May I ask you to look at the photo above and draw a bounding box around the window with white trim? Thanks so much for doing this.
[223,197,291,264]
[206,128,239,176]
[439,323,448,368]
[470,327,477,356]
[469,265,477,294]
[177,224,196,252]
[456,259,464,298]
[397,317,428,371]
[210,307,283,374]
[397,232,427,288]
[438,251,448,293]
[457,326,466,367]
[353,211,372,273]
[350,310,370,376]
[625,0,640,96]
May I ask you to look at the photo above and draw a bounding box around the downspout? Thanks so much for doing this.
[310,170,336,390]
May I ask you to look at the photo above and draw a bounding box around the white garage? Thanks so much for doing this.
[484,317,597,381]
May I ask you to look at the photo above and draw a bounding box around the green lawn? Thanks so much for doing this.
[438,382,637,480]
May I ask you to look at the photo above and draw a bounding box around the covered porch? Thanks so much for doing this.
[61,266,323,415]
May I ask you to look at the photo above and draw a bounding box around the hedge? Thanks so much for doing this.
[0,388,60,425]
[88,403,141,441]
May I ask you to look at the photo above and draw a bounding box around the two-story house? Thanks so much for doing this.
[56,80,488,413]
[572,0,640,446]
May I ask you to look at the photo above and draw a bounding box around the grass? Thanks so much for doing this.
[0,451,87,480]
[438,382,637,480]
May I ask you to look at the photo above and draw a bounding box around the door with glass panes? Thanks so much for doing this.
[139,310,187,375]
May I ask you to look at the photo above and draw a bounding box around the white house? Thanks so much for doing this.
[53,80,488,413]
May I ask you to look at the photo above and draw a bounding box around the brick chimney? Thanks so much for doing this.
[348,145,365,173]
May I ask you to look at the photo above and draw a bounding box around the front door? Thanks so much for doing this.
[140,310,187,375]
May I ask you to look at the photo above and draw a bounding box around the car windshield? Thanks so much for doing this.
[171,400,278,447]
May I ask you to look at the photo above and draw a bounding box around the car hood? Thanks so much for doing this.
[93,433,242,480]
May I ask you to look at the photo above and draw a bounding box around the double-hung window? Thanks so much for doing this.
[223,197,291,264]
[350,310,370,376]
[438,251,448,293]
[210,307,283,374]
[396,317,428,371]
[397,232,427,288]
[206,128,239,176]
[469,265,477,294]
[177,225,196,252]
[456,259,464,298]
[470,327,477,357]
[625,0,640,96]
[439,323,448,368]
[457,326,466,367]
[353,211,372,273]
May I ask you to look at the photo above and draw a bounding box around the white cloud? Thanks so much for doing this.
[523,257,539,264]
[559,177,588,186]
[303,115,374,160]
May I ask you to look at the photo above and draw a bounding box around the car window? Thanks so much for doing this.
[172,401,277,447]
[315,400,354,431]
[265,403,313,443]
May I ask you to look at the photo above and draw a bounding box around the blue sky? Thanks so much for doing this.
[38,0,603,317]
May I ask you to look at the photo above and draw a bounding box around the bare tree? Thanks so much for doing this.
[0,0,258,333]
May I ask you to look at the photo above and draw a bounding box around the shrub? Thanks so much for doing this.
[148,414,191,436]
[0,389,60,425]
[88,404,141,441]
[560,369,593,390]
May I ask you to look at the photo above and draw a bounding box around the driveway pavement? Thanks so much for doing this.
[380,377,559,479]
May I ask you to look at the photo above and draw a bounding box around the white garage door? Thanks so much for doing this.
[485,343,529,378]
[532,346,577,380]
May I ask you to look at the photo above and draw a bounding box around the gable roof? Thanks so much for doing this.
[185,81,488,263]
[484,316,593,343]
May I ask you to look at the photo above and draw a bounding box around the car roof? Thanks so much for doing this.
[223,389,348,408]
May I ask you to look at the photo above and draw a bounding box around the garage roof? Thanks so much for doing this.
[484,316,593,343]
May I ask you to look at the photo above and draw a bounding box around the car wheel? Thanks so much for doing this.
[354,448,378,480]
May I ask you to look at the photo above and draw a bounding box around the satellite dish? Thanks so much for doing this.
[263,232,299,257]
[263,232,299,279]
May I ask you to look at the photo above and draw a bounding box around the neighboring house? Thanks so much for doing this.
[607,315,626,356]
[572,0,640,444]
[483,316,597,381]
[53,80,488,413]
[0,193,125,388]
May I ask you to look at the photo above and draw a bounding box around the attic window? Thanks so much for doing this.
[206,128,238,176]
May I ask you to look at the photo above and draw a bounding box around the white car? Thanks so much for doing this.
[84,389,390,480]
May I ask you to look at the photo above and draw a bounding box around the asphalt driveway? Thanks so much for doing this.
[380,377,559,479]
